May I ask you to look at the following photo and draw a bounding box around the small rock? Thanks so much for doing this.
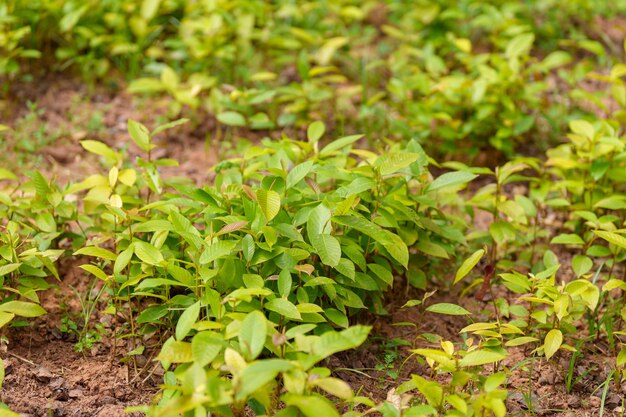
[588,395,601,407]
[68,388,83,398]
[33,365,54,382]
[98,396,117,406]
[538,371,556,386]
[49,377,66,390]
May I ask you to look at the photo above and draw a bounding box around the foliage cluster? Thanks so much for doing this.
[2,1,626,417]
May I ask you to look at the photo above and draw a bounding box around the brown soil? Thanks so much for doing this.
[1,257,158,416]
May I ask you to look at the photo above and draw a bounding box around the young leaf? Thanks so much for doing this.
[427,171,477,192]
[282,393,340,417]
[128,119,152,152]
[236,360,294,400]
[239,310,267,360]
[459,350,506,367]
[594,230,626,250]
[426,303,471,316]
[256,189,281,222]
[543,329,563,360]
[310,234,341,267]
[217,111,246,127]
[175,301,200,341]
[307,121,325,143]
[134,241,165,266]
[0,301,46,317]
[265,298,301,320]
[73,246,117,261]
[571,255,592,277]
[286,161,314,189]
[454,249,485,284]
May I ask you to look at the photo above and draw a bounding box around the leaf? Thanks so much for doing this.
[80,140,120,163]
[375,153,421,176]
[307,121,325,143]
[286,161,314,189]
[256,189,281,222]
[505,337,540,347]
[127,120,152,152]
[325,308,349,328]
[0,301,46,318]
[282,393,340,417]
[156,340,193,364]
[426,303,471,316]
[310,377,353,399]
[152,118,189,136]
[134,241,164,265]
[200,240,237,264]
[594,230,626,250]
[551,234,585,245]
[265,298,301,320]
[333,215,408,267]
[192,332,223,366]
[543,329,563,360]
[236,360,294,400]
[454,249,485,284]
[311,234,341,267]
[239,310,267,360]
[505,33,535,58]
[73,246,117,261]
[217,111,246,127]
[175,301,200,341]
[320,134,363,155]
[0,263,21,277]
[79,264,108,281]
[427,171,477,192]
[571,255,592,277]
[141,0,161,20]
[459,350,507,367]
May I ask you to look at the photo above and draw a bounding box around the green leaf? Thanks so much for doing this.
[152,118,189,136]
[286,161,314,189]
[427,171,477,192]
[307,121,325,143]
[594,230,626,250]
[80,140,120,163]
[505,33,535,58]
[320,135,363,155]
[311,234,341,267]
[200,240,237,264]
[551,234,584,245]
[73,246,117,261]
[192,332,222,366]
[175,301,200,341]
[0,301,46,317]
[217,111,246,127]
[375,153,421,176]
[141,0,161,20]
[454,249,485,284]
[543,329,563,360]
[127,120,152,152]
[134,241,164,265]
[459,350,506,367]
[311,377,353,400]
[265,298,301,320]
[282,393,340,417]
[239,310,267,360]
[505,337,540,347]
[156,339,193,364]
[333,215,408,267]
[0,263,21,277]
[257,189,281,222]
[571,255,592,277]
[426,303,471,316]
[0,407,21,417]
[325,308,349,328]
[79,264,108,281]
[236,360,294,400]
